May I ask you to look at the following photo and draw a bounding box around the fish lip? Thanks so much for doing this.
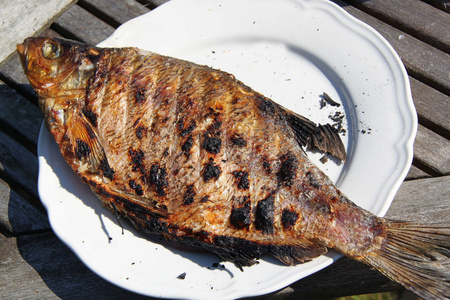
[17,41,28,69]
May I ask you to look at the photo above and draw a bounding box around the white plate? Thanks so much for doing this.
[38,0,417,299]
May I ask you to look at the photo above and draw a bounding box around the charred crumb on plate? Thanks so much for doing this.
[281,209,299,230]
[177,272,186,280]
[183,184,196,205]
[320,155,328,164]
[128,179,143,196]
[149,163,168,196]
[75,139,91,159]
[203,158,222,182]
[232,170,250,190]
[255,194,275,234]
[322,92,340,107]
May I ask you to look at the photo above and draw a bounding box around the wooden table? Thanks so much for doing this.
[1,0,449,299]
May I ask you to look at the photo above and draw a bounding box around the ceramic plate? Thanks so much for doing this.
[38,0,417,298]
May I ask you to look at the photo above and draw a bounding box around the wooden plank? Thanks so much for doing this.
[405,164,431,180]
[414,124,450,175]
[0,0,77,67]
[386,175,450,222]
[420,0,450,13]
[52,4,115,45]
[343,0,450,53]
[139,0,170,9]
[410,77,450,138]
[80,0,150,26]
[0,131,38,200]
[0,178,49,236]
[0,81,42,148]
[331,0,450,96]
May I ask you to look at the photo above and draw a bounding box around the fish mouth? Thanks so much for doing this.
[17,41,28,70]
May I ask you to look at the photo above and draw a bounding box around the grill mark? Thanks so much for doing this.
[203,158,222,182]
[149,163,168,196]
[232,170,250,190]
[129,179,144,195]
[129,148,146,174]
[277,152,298,187]
[230,200,251,229]
[255,193,275,234]
[281,209,299,230]
[183,184,196,205]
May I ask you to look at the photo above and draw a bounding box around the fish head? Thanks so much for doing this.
[17,37,100,100]
[18,37,103,143]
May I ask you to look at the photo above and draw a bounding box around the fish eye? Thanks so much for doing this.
[42,40,62,59]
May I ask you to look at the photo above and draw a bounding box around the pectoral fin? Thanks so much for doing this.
[69,112,115,180]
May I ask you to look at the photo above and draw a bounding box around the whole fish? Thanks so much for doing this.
[18,37,449,299]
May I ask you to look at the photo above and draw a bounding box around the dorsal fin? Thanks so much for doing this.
[280,106,347,162]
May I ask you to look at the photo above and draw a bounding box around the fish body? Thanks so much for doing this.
[18,37,449,299]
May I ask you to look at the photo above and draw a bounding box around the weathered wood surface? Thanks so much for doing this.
[0,0,77,67]
[0,0,449,299]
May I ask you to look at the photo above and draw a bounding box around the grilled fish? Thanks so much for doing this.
[18,37,449,299]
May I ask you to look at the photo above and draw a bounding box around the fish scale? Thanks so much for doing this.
[17,37,450,300]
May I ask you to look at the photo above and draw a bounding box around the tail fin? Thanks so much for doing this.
[360,221,450,300]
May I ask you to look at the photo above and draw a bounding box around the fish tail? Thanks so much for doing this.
[359,221,450,300]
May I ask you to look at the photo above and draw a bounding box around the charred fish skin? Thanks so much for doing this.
[18,37,450,300]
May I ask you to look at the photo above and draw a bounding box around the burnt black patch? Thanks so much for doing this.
[183,184,196,205]
[162,147,169,157]
[203,136,222,154]
[200,195,210,203]
[181,136,194,157]
[230,134,247,147]
[149,163,168,196]
[75,139,91,159]
[255,194,275,234]
[129,148,145,174]
[232,171,250,190]
[82,108,97,126]
[281,209,299,230]
[178,118,197,137]
[135,88,146,104]
[257,96,276,116]
[306,171,321,189]
[230,201,251,229]
[262,159,271,175]
[129,179,144,195]
[99,158,115,180]
[203,158,222,182]
[135,126,147,140]
[277,152,298,186]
